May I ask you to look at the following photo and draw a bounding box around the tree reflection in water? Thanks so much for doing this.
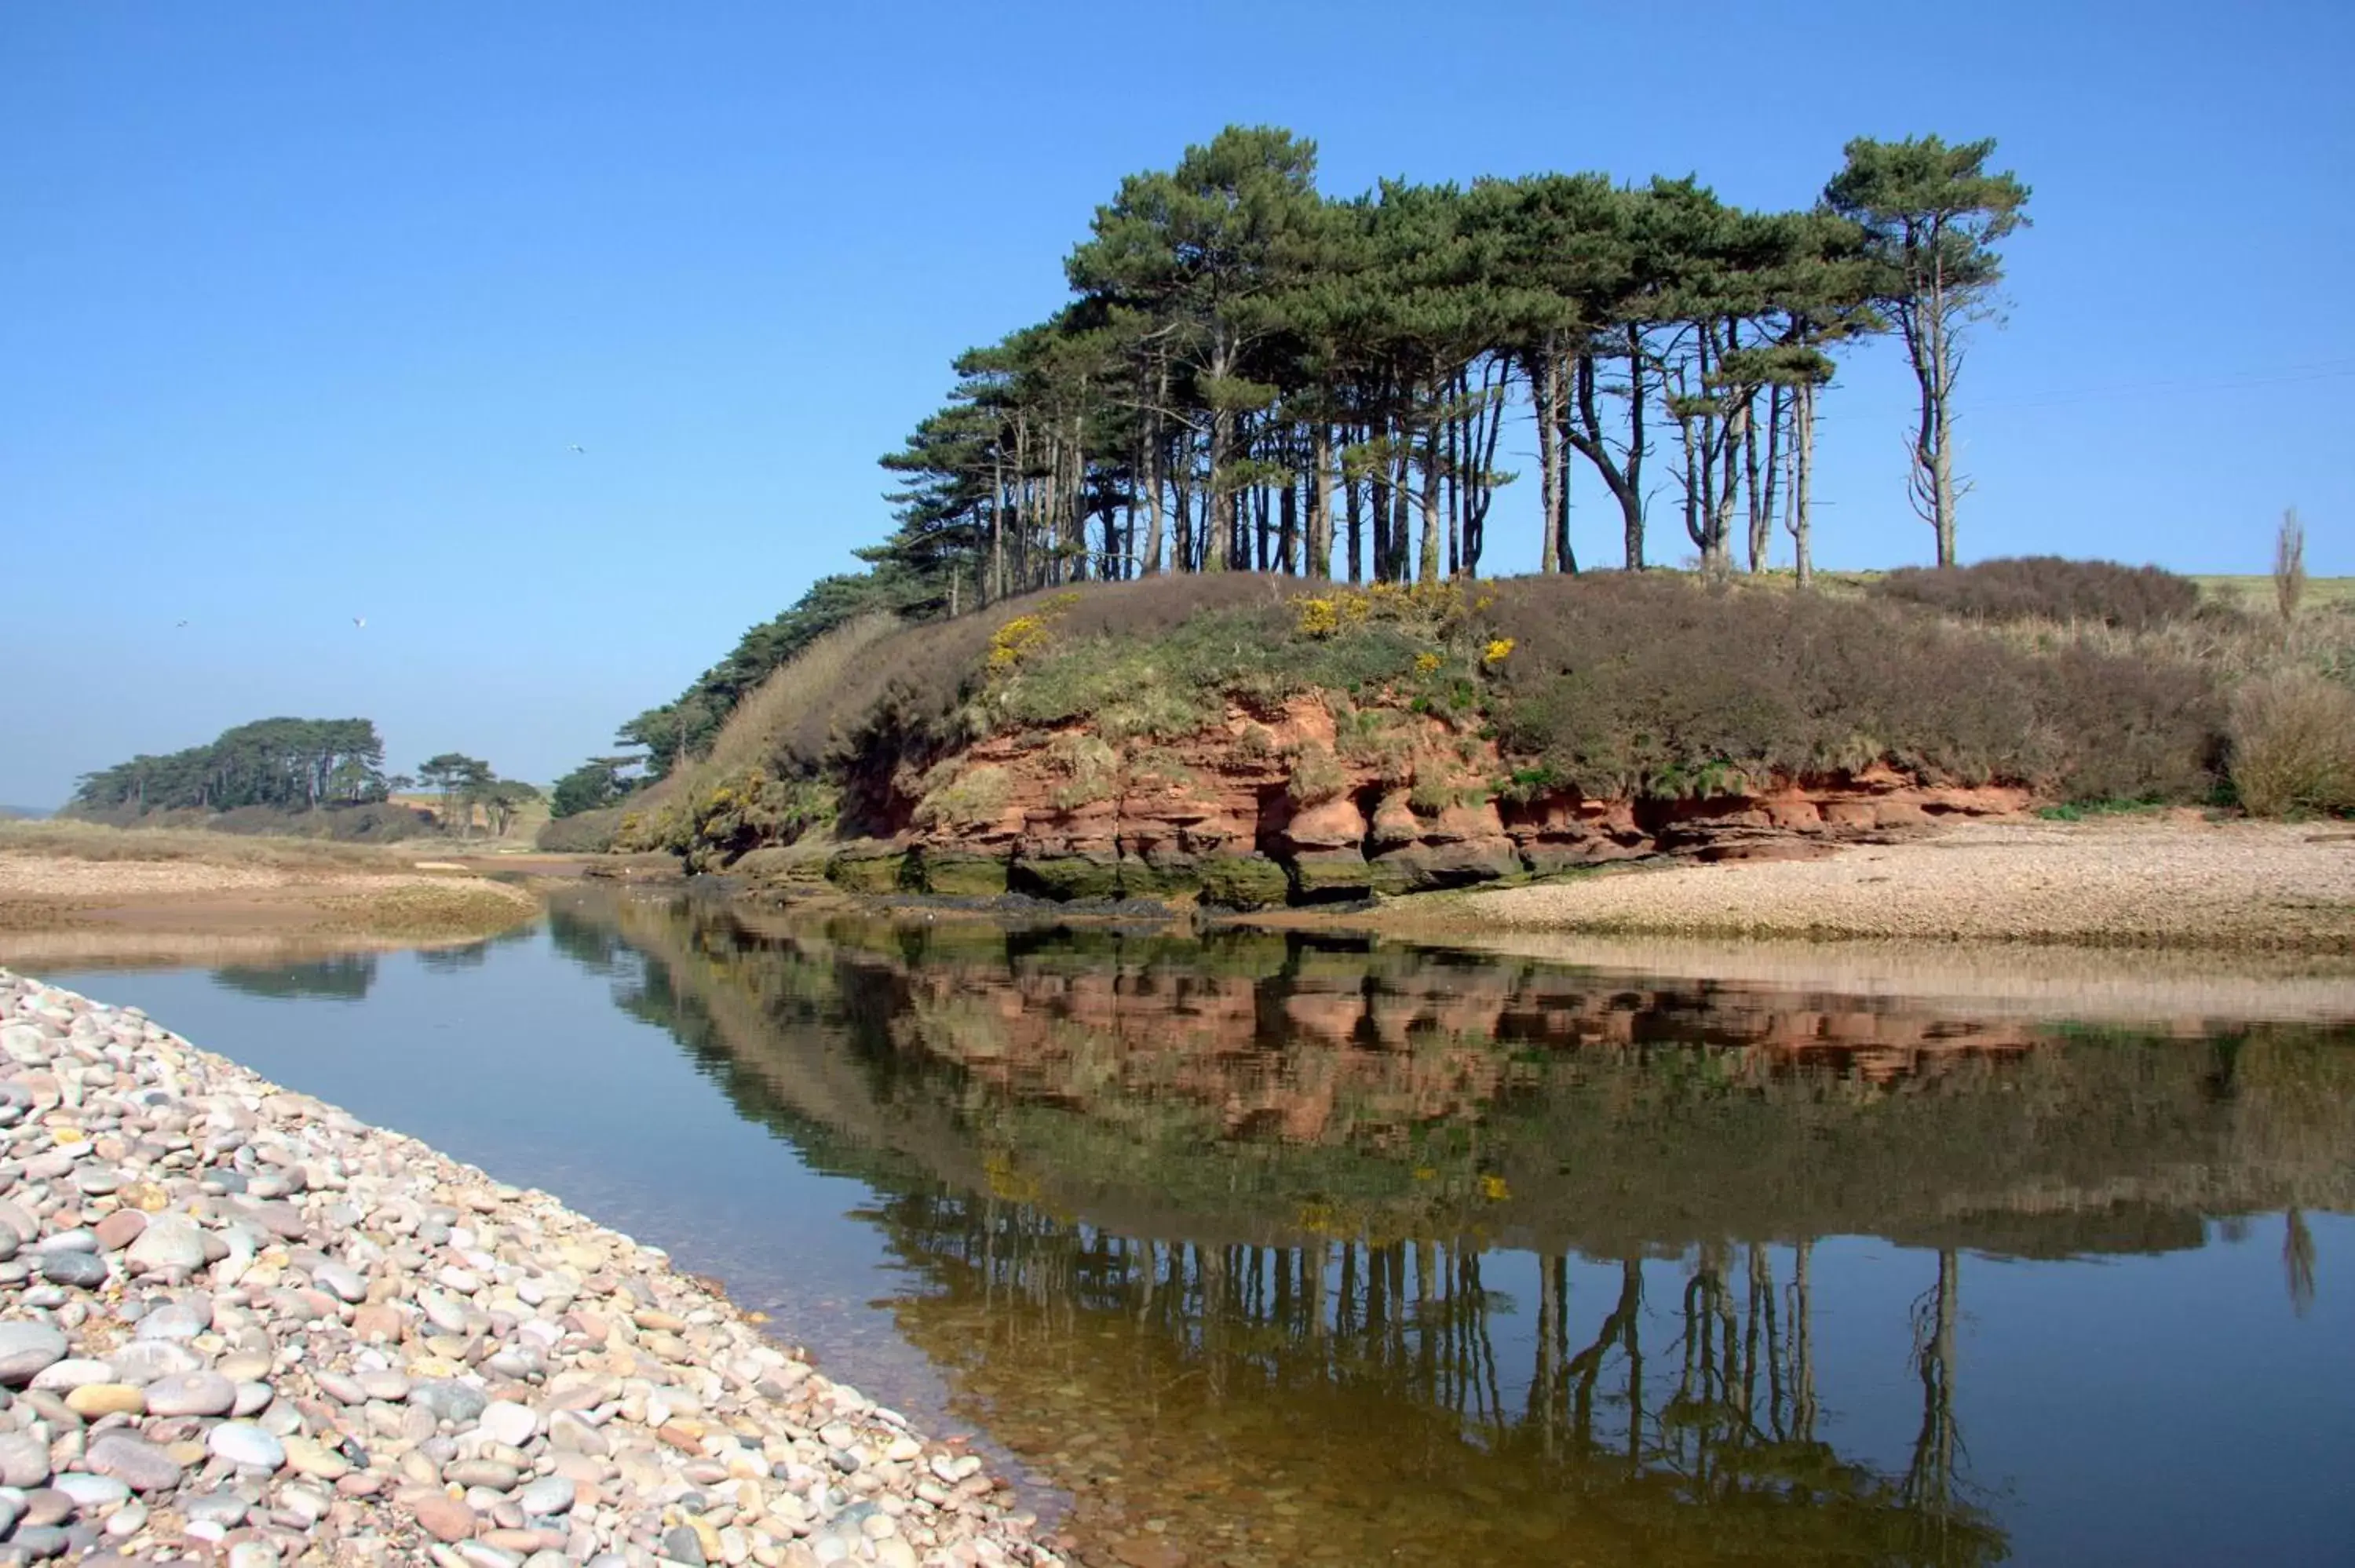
[869,1192,2003,1566]
[549,894,2353,1568]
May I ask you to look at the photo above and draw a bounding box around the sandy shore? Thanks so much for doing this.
[0,968,1057,1567]
[0,831,543,966]
[1425,815,2355,954]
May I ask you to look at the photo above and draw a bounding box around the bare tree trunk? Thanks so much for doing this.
[1466,359,1504,576]
[1207,343,1235,571]
[1908,263,1961,566]
[1345,458,1364,584]
[1445,379,1462,578]
[1307,422,1334,579]
[1418,404,1444,584]
[1142,424,1165,575]
[1707,392,1748,576]
[1788,379,1816,588]
[1567,346,1647,570]
[1390,439,1412,582]
[1279,472,1299,575]
[1173,439,1195,572]
[1747,384,1783,572]
[1535,349,1561,574]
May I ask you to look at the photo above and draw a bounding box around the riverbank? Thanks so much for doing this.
[1379,814,2355,954]
[0,823,546,967]
[0,968,1059,1568]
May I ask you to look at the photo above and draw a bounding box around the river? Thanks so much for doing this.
[27,889,2355,1567]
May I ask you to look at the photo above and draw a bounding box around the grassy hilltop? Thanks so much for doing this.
[559,560,2355,875]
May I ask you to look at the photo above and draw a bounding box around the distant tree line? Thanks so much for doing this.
[72,723,542,837]
[569,128,2029,790]
[72,717,390,814]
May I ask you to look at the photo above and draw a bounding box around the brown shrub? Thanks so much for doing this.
[1868,556,2201,632]
[1483,574,2223,801]
[537,807,626,853]
[2229,671,2355,816]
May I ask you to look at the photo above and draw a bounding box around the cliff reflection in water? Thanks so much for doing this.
[549,894,2355,1568]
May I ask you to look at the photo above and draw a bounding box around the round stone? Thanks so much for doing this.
[206,1421,286,1471]
[411,1492,476,1543]
[106,1340,203,1384]
[0,1430,53,1487]
[142,1371,237,1418]
[8,1524,68,1560]
[41,1251,108,1288]
[180,1491,250,1526]
[124,1218,207,1274]
[411,1380,489,1426]
[133,1303,208,1342]
[0,1322,69,1385]
[518,1475,575,1517]
[84,1433,185,1492]
[477,1401,537,1448]
[281,1435,350,1480]
[51,1471,132,1510]
[63,1383,144,1417]
[91,1212,147,1253]
[445,1458,520,1491]
[30,1358,118,1393]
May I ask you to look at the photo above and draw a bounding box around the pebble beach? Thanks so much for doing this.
[0,968,1061,1568]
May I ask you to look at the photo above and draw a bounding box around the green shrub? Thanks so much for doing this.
[1867,557,2201,631]
[1042,735,1120,809]
[911,763,1013,829]
[2228,671,2355,816]
[1286,742,1349,805]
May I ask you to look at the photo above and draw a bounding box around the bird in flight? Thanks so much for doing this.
[175,619,189,629]
[568,443,586,454]
[353,616,367,629]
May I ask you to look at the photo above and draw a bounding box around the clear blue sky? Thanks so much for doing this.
[4,2,2350,810]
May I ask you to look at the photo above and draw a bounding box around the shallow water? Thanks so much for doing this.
[31,892,2355,1567]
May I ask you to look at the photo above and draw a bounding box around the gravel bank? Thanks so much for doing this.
[1457,817,2355,951]
[0,969,1060,1568]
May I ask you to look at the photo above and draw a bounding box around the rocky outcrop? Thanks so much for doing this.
[796,702,2032,909]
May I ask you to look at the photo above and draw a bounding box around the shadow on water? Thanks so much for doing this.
[545,892,2355,1568]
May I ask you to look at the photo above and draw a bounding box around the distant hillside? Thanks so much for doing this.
[0,804,53,821]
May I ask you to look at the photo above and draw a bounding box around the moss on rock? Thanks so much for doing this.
[1198,855,1292,910]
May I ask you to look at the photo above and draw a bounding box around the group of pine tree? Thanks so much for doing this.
[870,126,2027,600]
[71,719,541,837]
[610,127,2028,784]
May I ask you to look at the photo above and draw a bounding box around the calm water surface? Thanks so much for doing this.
[32,892,2355,1568]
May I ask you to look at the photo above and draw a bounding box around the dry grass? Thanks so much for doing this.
[0,819,415,873]
[2229,671,2355,816]
[706,612,901,778]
